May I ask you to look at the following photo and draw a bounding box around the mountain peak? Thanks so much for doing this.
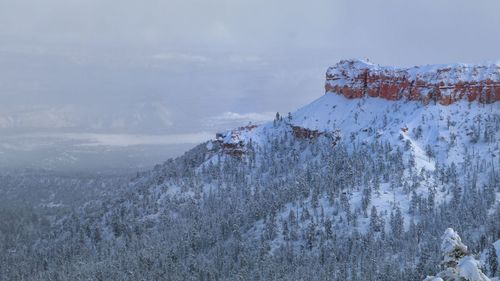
[326,59,500,105]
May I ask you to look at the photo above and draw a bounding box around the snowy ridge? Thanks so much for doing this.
[202,87,498,246]
[216,93,498,168]
[327,59,500,84]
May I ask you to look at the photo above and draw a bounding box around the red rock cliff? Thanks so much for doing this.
[325,59,500,105]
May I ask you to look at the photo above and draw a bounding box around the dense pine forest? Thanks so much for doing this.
[1,113,498,280]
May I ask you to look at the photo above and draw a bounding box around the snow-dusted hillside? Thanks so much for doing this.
[2,60,499,281]
[219,92,498,165]
[205,88,498,239]
[150,61,498,280]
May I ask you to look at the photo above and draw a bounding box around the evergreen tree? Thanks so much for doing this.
[487,244,498,277]
[369,206,381,233]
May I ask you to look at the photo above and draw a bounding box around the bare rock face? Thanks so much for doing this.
[325,59,500,105]
[291,126,322,139]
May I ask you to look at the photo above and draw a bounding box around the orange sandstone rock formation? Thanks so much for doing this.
[325,59,500,105]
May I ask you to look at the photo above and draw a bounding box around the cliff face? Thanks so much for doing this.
[325,59,500,105]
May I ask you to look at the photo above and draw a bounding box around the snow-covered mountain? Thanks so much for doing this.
[2,60,499,281]
[214,59,498,168]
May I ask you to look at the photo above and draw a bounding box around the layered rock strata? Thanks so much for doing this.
[325,59,500,105]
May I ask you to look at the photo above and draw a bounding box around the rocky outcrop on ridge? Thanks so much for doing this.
[325,59,500,105]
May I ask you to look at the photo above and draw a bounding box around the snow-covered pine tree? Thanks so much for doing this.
[424,228,491,281]
[486,244,498,277]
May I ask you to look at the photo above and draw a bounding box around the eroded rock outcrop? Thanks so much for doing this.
[213,124,258,158]
[326,59,500,105]
[291,126,322,139]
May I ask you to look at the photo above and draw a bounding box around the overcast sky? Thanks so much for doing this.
[0,0,499,135]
